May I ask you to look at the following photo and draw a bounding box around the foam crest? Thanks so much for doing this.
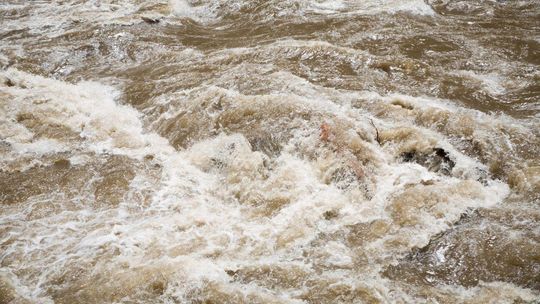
[0,69,177,163]
[1,1,539,300]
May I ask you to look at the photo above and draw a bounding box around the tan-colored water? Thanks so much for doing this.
[1,0,539,303]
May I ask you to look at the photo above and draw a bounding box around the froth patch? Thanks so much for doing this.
[167,0,434,24]
[1,69,154,156]
[169,0,208,21]
[346,0,435,15]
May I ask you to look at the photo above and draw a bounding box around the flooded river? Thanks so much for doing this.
[0,0,539,303]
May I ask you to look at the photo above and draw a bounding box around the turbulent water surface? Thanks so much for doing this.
[1,0,539,303]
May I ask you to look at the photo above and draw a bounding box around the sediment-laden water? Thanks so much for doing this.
[1,1,539,303]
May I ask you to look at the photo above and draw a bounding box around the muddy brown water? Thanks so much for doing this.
[0,0,539,303]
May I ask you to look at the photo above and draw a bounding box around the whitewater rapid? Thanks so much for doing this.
[1,0,539,303]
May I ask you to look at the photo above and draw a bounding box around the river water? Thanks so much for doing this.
[0,1,539,303]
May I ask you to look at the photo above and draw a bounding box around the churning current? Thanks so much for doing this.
[0,0,539,303]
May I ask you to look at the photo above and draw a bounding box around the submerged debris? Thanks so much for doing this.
[401,147,455,175]
[323,209,339,220]
[5,77,15,87]
[369,119,381,145]
[320,122,333,142]
[141,16,161,24]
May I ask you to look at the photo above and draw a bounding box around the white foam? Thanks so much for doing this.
[0,0,147,37]
[308,0,348,14]
[1,69,177,160]
[344,0,435,15]
[451,70,506,95]
[169,0,210,21]
[167,0,435,23]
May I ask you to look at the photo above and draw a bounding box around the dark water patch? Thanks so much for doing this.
[384,208,540,290]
